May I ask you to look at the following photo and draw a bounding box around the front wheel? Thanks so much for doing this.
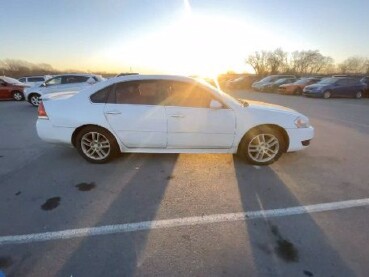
[76,127,119,163]
[12,91,24,101]
[238,127,286,165]
[29,94,41,106]
[294,88,302,95]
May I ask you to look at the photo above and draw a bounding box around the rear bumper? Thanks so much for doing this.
[36,119,74,145]
[286,127,314,152]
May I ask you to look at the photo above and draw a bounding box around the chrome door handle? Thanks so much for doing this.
[170,114,185,118]
[105,111,122,115]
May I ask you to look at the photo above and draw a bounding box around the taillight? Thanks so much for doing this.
[38,101,48,119]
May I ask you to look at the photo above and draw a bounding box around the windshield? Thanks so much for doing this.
[0,76,23,85]
[259,76,279,83]
[274,78,288,84]
[294,79,311,85]
[317,78,338,84]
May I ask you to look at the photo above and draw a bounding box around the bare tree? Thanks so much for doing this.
[338,56,368,74]
[246,51,269,75]
[266,48,288,74]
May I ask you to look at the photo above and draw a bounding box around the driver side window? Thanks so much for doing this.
[46,76,62,86]
[163,81,222,108]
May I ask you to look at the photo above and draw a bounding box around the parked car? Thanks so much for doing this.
[360,76,369,97]
[18,75,51,87]
[252,75,296,91]
[24,74,105,106]
[303,77,366,99]
[263,77,297,92]
[278,77,321,95]
[36,75,314,165]
[227,75,260,90]
[0,76,27,101]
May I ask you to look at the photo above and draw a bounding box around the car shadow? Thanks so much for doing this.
[232,155,354,276]
[54,153,179,276]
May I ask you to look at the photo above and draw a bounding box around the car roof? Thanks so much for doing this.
[51,73,98,78]
[109,74,196,83]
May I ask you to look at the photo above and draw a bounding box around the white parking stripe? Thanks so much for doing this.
[1,198,369,245]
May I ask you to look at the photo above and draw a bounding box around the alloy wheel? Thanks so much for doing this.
[80,132,111,160]
[247,134,280,163]
[30,95,40,106]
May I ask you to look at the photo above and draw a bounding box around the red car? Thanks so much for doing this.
[0,76,26,101]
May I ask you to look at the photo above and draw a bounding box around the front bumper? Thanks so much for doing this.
[285,126,314,152]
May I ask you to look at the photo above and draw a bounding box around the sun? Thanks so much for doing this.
[98,1,289,77]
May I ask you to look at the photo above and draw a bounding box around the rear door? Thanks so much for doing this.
[163,81,236,149]
[104,80,167,148]
[59,75,90,93]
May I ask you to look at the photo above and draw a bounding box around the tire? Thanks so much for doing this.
[294,88,302,95]
[29,93,41,106]
[76,126,119,164]
[12,91,24,101]
[238,126,286,166]
[355,91,362,99]
[323,90,331,99]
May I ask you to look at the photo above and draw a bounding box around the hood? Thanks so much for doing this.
[245,100,298,115]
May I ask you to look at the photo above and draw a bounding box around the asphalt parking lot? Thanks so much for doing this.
[1,91,369,277]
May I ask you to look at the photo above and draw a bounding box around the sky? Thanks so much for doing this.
[0,0,368,76]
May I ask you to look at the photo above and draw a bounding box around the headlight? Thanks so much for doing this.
[294,116,310,128]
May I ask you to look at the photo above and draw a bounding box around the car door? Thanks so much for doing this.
[58,75,90,93]
[43,76,63,94]
[334,79,351,96]
[0,81,11,99]
[164,81,236,149]
[104,80,167,148]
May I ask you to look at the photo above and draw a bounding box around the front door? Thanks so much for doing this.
[163,81,236,149]
[104,80,167,148]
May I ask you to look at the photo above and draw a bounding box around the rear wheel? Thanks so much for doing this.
[76,126,119,163]
[238,126,286,165]
[323,90,331,99]
[12,91,24,101]
[355,91,362,99]
[29,93,41,106]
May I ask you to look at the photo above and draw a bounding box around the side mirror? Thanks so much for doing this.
[40,82,46,87]
[86,77,96,85]
[209,99,223,109]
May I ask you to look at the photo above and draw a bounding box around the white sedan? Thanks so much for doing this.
[36,75,314,165]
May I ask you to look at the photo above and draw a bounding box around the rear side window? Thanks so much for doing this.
[111,80,167,105]
[28,77,44,82]
[19,78,26,82]
[63,76,89,84]
[90,85,113,103]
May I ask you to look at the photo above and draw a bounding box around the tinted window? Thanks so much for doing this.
[163,81,218,108]
[46,76,62,85]
[28,77,44,82]
[63,76,89,84]
[112,80,167,105]
[19,78,26,83]
[90,85,113,103]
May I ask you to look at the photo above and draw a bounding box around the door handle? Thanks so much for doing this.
[170,114,185,118]
[105,110,122,115]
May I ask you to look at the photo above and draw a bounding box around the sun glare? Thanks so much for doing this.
[97,0,305,77]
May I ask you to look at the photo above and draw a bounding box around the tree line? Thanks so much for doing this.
[246,48,369,76]
[0,59,117,78]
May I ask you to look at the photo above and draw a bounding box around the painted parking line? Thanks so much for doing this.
[1,198,369,246]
